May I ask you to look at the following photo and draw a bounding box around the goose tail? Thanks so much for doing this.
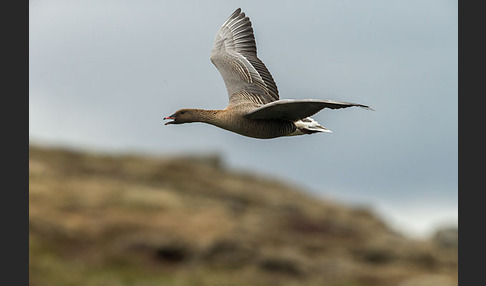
[288,117,332,136]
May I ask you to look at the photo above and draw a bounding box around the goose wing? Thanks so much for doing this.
[210,8,279,105]
[245,99,373,121]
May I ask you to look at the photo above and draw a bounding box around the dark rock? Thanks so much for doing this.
[259,257,303,276]
[154,244,190,263]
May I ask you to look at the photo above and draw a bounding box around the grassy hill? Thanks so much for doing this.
[29,145,457,286]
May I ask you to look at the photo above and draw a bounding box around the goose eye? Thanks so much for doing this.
[180,111,186,115]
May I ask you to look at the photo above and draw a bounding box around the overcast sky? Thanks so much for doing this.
[29,0,458,238]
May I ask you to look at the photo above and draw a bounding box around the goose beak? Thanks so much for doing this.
[163,116,175,125]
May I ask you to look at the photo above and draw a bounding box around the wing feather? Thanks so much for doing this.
[245,99,373,121]
[210,8,279,105]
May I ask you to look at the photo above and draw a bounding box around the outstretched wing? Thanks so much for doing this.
[245,99,373,121]
[210,8,279,105]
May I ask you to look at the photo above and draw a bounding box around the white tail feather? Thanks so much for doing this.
[287,117,332,136]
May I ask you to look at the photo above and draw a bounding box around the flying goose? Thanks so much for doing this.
[164,8,372,139]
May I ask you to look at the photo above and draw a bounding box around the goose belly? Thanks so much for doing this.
[217,118,296,139]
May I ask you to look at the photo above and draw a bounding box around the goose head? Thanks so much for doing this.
[163,109,199,125]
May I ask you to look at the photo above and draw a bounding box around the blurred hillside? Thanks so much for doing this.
[29,145,457,286]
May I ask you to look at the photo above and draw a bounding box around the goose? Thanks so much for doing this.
[164,8,372,139]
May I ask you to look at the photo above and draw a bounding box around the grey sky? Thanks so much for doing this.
[29,0,458,237]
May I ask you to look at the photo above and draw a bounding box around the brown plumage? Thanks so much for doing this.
[164,8,372,139]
